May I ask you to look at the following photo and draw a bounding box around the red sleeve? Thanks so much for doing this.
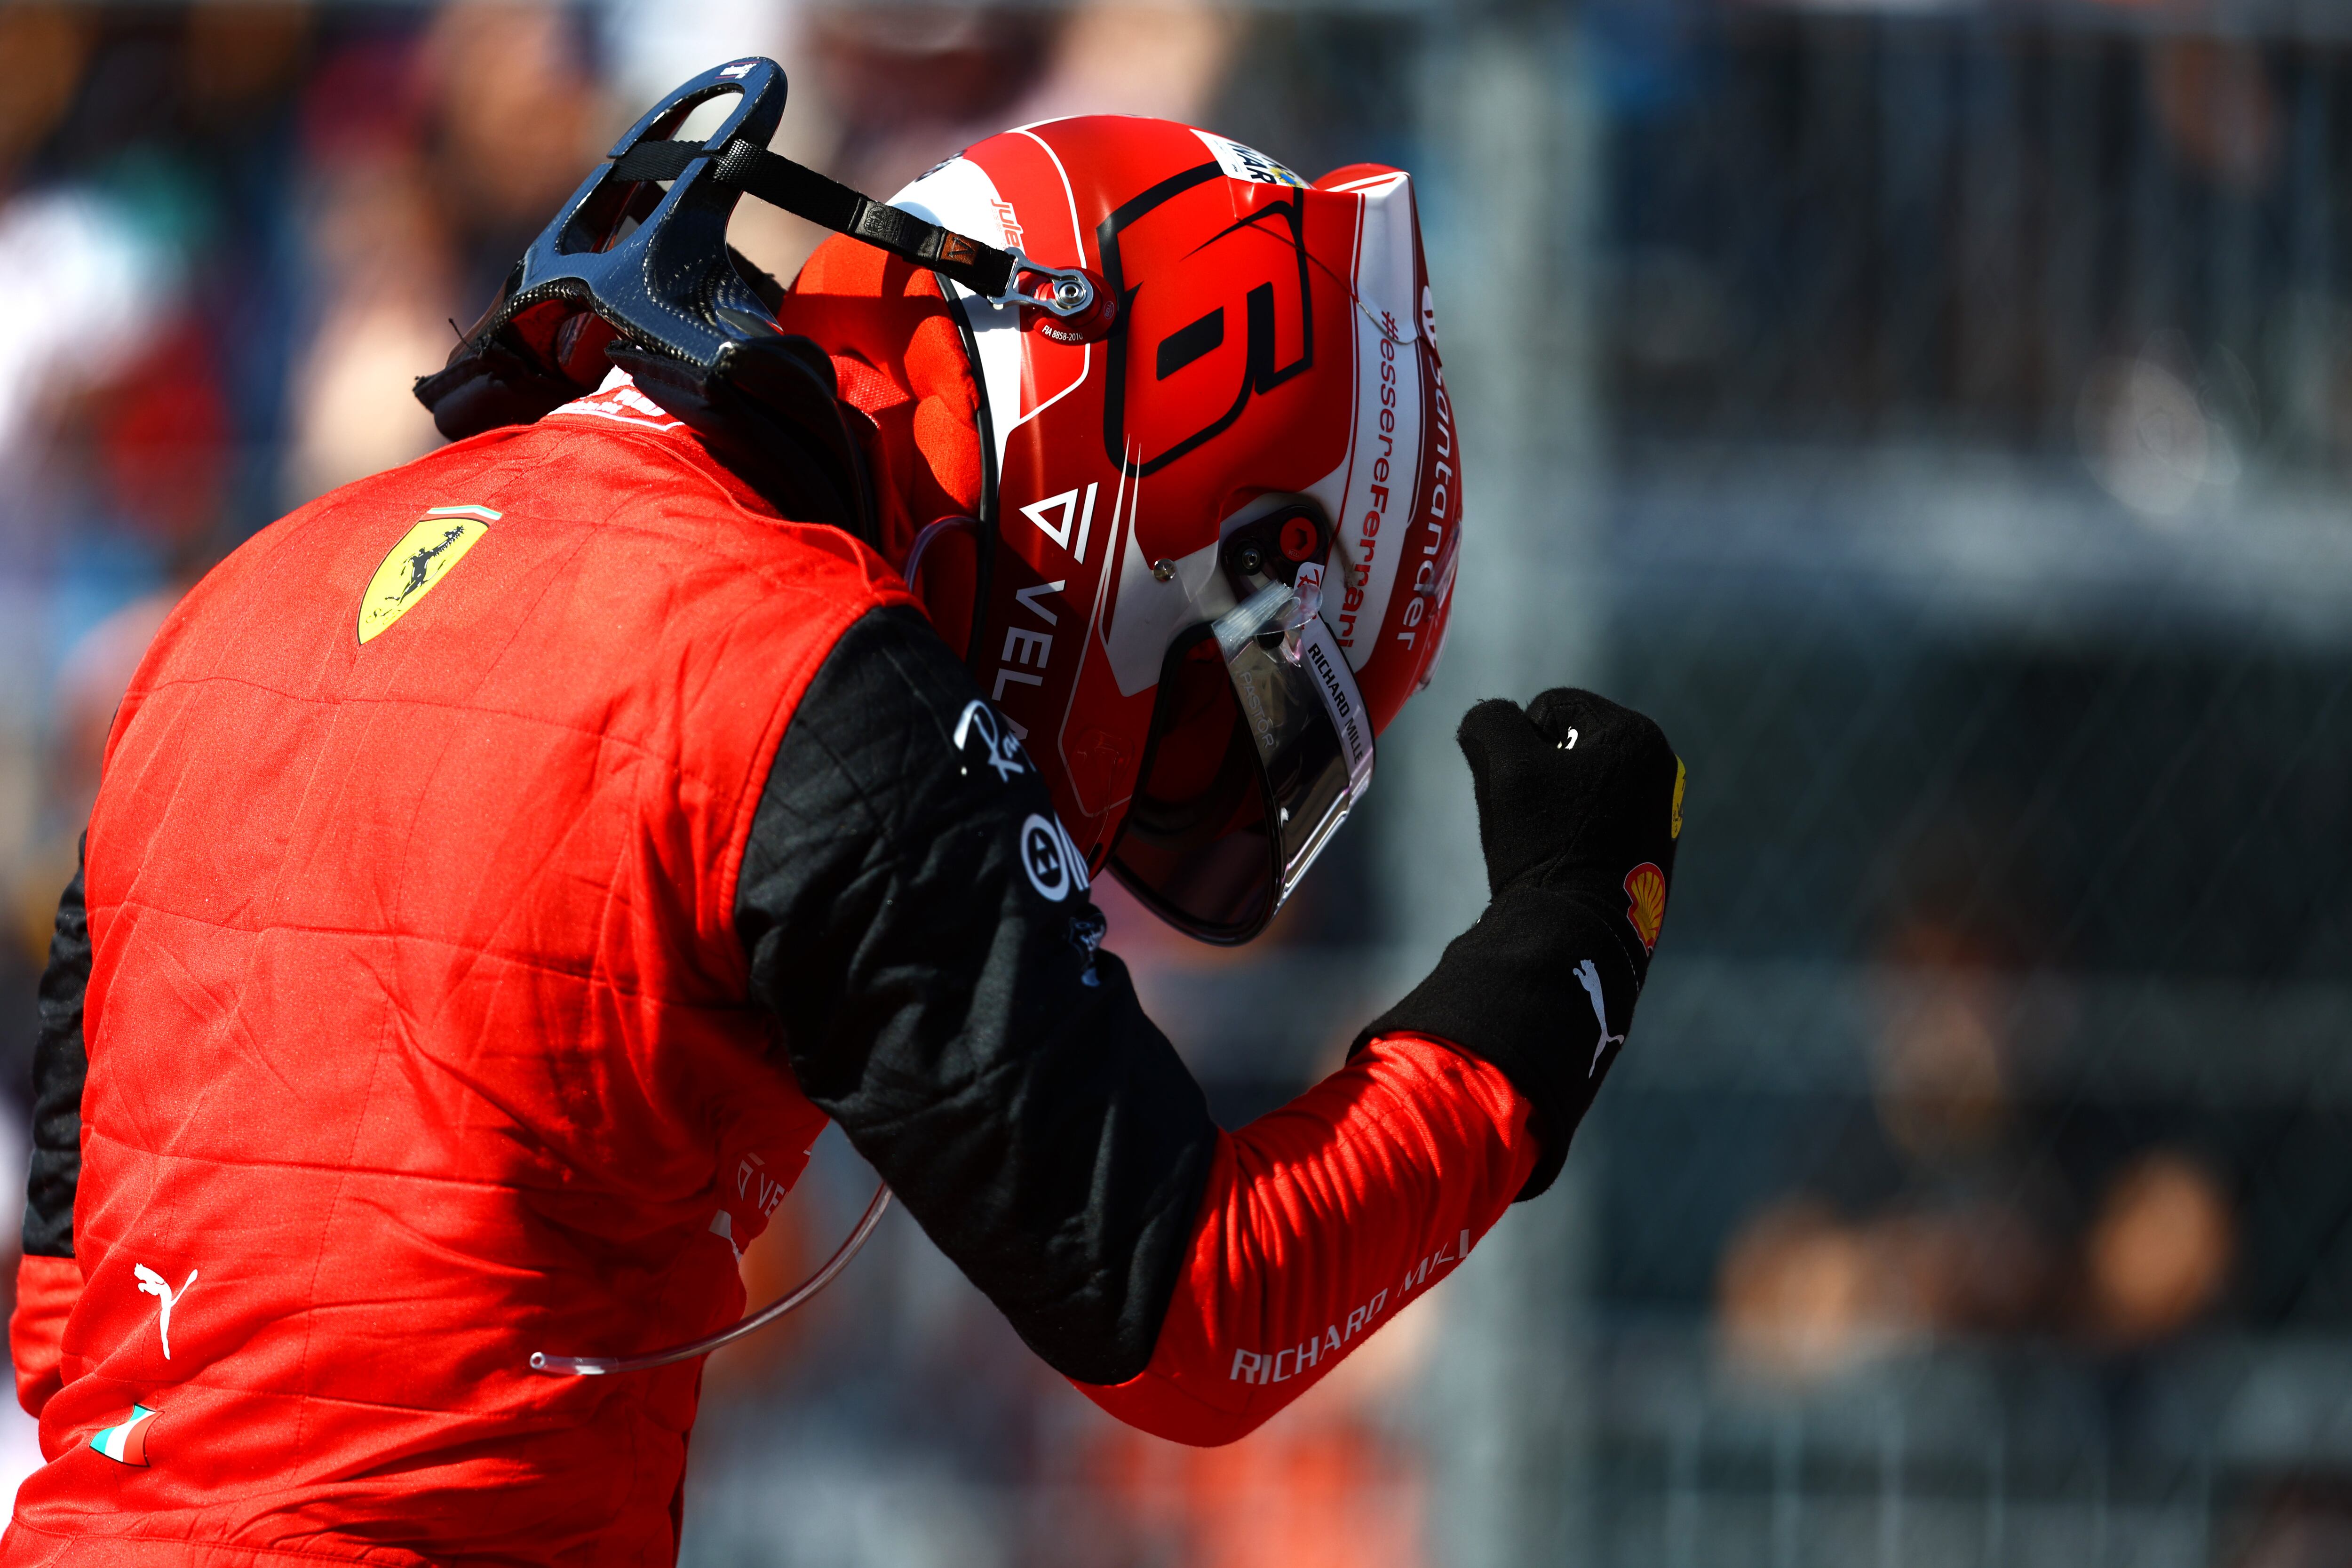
[12,1252,82,1419]
[1072,1033,1540,1446]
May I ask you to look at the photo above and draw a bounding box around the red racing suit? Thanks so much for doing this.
[7,366,1542,1563]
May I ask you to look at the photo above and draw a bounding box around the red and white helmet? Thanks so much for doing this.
[895,117,1462,942]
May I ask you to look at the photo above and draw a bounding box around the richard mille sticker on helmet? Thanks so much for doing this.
[358,506,499,645]
[1302,631,1374,783]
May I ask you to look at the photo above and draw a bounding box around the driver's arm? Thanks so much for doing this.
[738,606,1668,1442]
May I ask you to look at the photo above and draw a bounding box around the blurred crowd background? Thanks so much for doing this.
[3,0,2351,1564]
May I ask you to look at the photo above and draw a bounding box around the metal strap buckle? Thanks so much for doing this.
[990,247,1096,318]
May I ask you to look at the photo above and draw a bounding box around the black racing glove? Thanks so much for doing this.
[1355,688,1683,1199]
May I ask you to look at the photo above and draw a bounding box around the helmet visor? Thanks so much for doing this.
[1111,581,1375,943]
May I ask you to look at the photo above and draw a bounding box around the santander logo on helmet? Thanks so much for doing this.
[894,117,1462,941]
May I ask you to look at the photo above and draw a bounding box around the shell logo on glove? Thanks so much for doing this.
[1623,862,1667,954]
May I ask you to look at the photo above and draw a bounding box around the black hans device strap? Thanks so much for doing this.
[609,132,1042,305]
[413,57,1097,540]
[600,71,1100,316]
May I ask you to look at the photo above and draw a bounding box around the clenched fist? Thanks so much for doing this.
[1356,689,1684,1198]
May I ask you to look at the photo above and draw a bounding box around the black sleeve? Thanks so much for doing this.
[25,840,90,1259]
[735,605,1218,1386]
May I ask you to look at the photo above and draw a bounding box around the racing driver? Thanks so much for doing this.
[8,64,1681,1565]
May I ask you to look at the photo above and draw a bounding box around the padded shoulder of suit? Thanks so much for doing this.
[120,416,921,947]
[314,413,913,625]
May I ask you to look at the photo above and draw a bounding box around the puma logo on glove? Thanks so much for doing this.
[1576,958,1626,1076]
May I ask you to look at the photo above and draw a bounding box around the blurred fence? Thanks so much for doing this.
[1178,3,2352,1565]
[4,2,2352,1565]
[1534,5,2352,1565]
[1605,5,2352,464]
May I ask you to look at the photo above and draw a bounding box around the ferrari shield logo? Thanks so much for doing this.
[358,504,500,645]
